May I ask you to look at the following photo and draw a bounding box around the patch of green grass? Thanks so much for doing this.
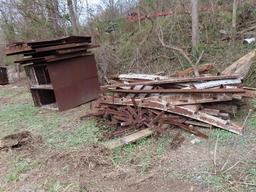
[184,172,233,192]
[6,172,19,183]
[251,99,256,108]
[204,174,231,191]
[45,181,80,192]
[211,128,238,142]
[0,89,15,97]
[249,160,256,164]
[5,158,40,183]
[112,143,137,165]
[112,137,153,165]
[0,103,64,141]
[0,101,102,149]
[48,181,63,192]
[249,117,256,127]
[156,135,171,157]
[46,120,100,149]
[0,87,29,99]
[247,168,256,177]
[111,137,155,173]
[3,56,16,66]
[210,128,248,148]
[0,86,31,100]
[137,154,152,174]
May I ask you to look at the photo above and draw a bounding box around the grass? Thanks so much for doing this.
[0,87,103,191]
[44,181,81,192]
[0,103,64,143]
[48,181,64,192]
[46,120,100,149]
[211,129,238,141]
[202,174,231,192]
[247,168,256,177]
[0,87,101,149]
[111,135,171,173]
[5,158,40,183]
[0,102,101,149]
[112,138,152,170]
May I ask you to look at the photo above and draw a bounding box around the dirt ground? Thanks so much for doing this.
[0,80,255,192]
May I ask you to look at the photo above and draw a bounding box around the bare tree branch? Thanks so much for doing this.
[156,27,199,76]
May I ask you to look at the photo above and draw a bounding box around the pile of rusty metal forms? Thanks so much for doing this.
[6,36,97,62]
[89,73,254,141]
[0,67,8,85]
[6,36,100,111]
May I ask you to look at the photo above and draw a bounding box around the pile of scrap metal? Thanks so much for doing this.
[0,67,8,85]
[94,73,245,138]
[86,51,256,149]
[5,36,97,62]
[5,36,100,111]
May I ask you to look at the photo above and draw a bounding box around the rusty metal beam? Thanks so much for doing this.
[35,43,90,53]
[100,97,243,135]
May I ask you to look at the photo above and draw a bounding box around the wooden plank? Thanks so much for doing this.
[104,75,240,88]
[108,88,245,94]
[192,79,242,89]
[101,94,233,109]
[184,120,212,128]
[222,50,256,78]
[103,128,153,149]
[118,73,169,81]
[201,108,220,116]
[241,89,256,98]
[30,84,53,90]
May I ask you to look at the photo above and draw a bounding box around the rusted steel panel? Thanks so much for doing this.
[0,67,9,85]
[5,43,33,56]
[47,55,100,111]
[15,57,45,65]
[6,36,92,56]
[6,36,100,111]
[34,42,90,53]
[45,53,92,63]
[164,118,208,139]
[27,36,91,48]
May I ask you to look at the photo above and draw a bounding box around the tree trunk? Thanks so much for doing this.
[232,0,238,41]
[67,0,79,35]
[46,0,60,36]
[191,0,199,54]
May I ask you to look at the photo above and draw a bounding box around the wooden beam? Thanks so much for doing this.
[103,128,153,149]
[108,88,245,94]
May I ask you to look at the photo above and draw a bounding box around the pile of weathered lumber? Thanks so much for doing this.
[91,73,246,138]
[85,51,256,149]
